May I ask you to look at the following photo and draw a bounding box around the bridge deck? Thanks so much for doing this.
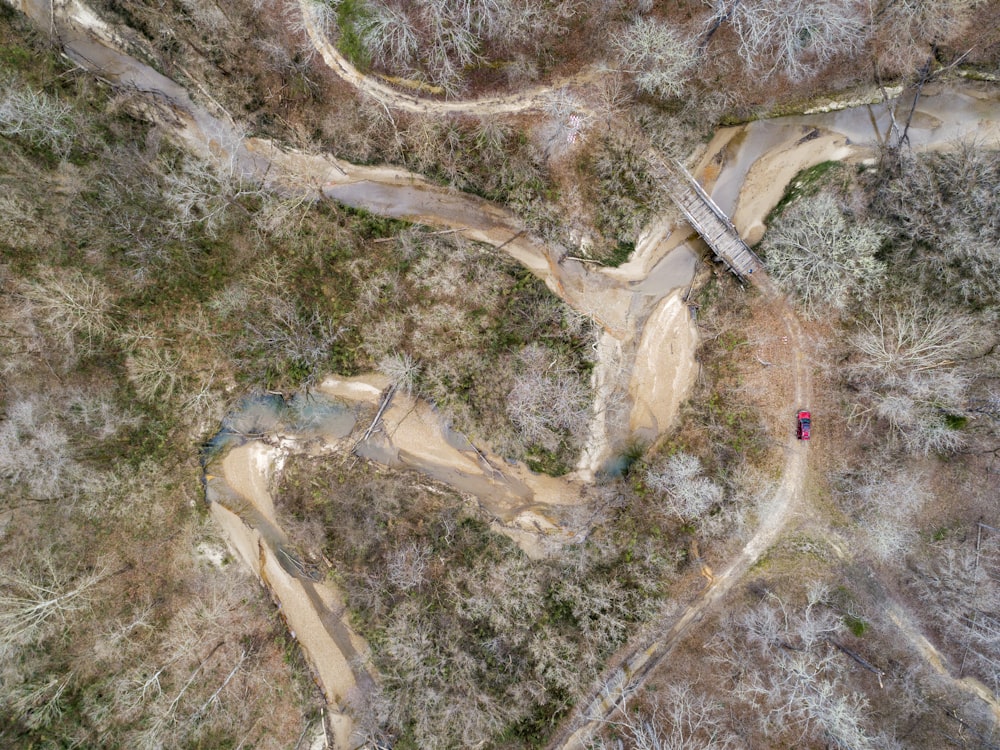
[654,157,763,280]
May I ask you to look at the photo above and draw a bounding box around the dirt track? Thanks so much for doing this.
[544,275,812,750]
[295,0,606,116]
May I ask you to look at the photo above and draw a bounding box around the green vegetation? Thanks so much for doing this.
[764,160,844,226]
[844,614,869,637]
[333,0,372,68]
[586,128,664,262]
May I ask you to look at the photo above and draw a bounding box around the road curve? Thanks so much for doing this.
[545,275,812,750]
[295,0,605,116]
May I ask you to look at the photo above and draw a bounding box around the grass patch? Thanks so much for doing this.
[943,413,968,430]
[765,160,843,226]
[604,241,635,267]
[844,614,869,637]
[333,0,371,68]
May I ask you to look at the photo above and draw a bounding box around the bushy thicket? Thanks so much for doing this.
[348,229,595,472]
[872,144,1000,309]
[276,458,675,749]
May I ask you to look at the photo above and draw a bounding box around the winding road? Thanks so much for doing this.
[295,0,606,116]
[545,275,811,749]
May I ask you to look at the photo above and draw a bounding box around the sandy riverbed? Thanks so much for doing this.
[209,443,366,750]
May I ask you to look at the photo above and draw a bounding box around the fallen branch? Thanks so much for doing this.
[829,639,884,688]
[359,384,397,444]
[371,228,462,243]
[471,442,506,481]
[166,640,224,717]
[194,649,248,719]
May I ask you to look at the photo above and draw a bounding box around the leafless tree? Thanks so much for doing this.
[762,192,887,318]
[714,587,879,749]
[835,461,928,560]
[875,143,1000,306]
[848,300,985,387]
[711,0,868,81]
[0,191,37,248]
[160,125,262,238]
[911,534,1000,693]
[593,682,741,750]
[19,269,115,357]
[0,555,108,652]
[507,344,591,453]
[386,541,430,591]
[644,452,722,523]
[126,345,183,403]
[242,295,345,384]
[845,299,989,454]
[871,0,979,75]
[615,17,697,99]
[0,395,102,501]
[360,3,420,73]
[4,672,74,731]
[0,80,77,156]
[378,352,419,394]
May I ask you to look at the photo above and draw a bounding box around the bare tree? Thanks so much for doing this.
[911,534,1000,693]
[0,555,108,652]
[386,541,430,591]
[762,192,887,318]
[845,300,989,454]
[644,452,722,523]
[615,17,697,99]
[0,80,77,156]
[872,0,980,75]
[160,125,262,238]
[835,461,928,561]
[378,351,420,394]
[360,3,420,73]
[848,300,985,387]
[4,672,74,731]
[593,682,741,749]
[0,395,99,501]
[19,269,115,357]
[506,344,591,454]
[714,588,879,749]
[875,143,1000,306]
[241,295,345,384]
[126,345,183,403]
[713,0,867,81]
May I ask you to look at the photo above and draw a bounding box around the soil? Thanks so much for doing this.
[211,443,367,750]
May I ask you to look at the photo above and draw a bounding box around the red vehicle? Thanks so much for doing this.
[797,410,811,440]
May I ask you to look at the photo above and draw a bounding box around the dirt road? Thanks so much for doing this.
[295,0,605,116]
[545,275,812,750]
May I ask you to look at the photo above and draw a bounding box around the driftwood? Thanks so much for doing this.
[899,49,936,148]
[470,442,507,481]
[496,229,527,252]
[359,384,397,444]
[371,228,462,243]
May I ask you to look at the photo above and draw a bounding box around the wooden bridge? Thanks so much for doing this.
[653,156,763,281]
